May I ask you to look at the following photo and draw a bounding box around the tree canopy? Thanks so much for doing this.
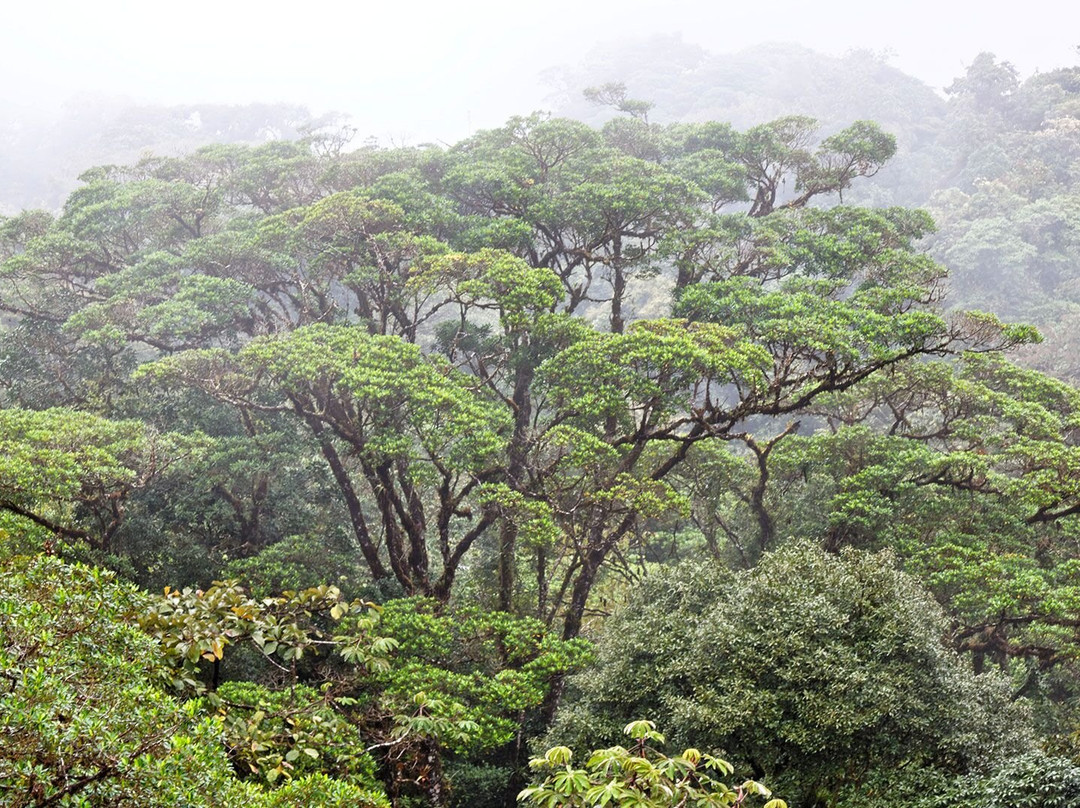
[3,79,1080,807]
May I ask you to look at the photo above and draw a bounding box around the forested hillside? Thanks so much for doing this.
[0,98,327,214]
[4,45,1080,808]
[555,40,1080,380]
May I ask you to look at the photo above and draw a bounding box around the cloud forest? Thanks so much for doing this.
[3,44,1080,808]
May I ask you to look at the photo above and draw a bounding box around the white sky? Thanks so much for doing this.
[2,0,1077,142]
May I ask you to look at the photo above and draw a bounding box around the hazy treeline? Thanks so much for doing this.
[553,39,1080,380]
[0,97,329,214]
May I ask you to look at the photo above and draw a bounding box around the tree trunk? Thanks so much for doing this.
[498,351,535,611]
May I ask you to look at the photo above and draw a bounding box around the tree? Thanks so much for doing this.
[583,82,655,121]
[546,543,1033,807]
[0,545,401,807]
[0,407,195,552]
[0,552,246,806]
[749,351,1080,678]
[137,320,513,599]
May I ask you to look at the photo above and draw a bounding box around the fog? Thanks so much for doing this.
[3,0,1076,144]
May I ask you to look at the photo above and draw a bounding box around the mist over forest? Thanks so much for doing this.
[4,24,1080,808]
